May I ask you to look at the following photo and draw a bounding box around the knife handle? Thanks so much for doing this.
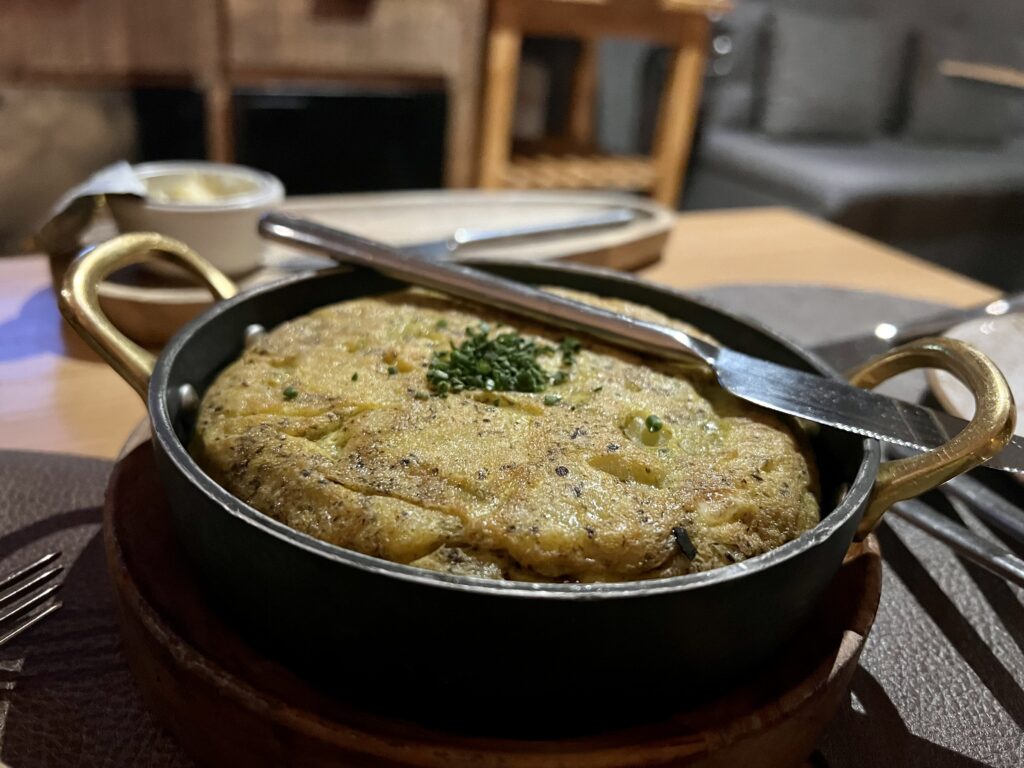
[259,212,719,367]
[848,337,1015,538]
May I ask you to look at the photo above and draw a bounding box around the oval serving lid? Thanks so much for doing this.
[265,189,672,266]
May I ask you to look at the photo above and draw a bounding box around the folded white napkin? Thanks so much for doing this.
[35,161,145,254]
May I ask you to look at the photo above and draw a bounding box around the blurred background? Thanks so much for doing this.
[2,0,1022,287]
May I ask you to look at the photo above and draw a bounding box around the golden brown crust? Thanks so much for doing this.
[192,288,819,582]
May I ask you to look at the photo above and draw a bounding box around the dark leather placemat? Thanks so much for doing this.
[0,451,189,767]
[0,284,1020,767]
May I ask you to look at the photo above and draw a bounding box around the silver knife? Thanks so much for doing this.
[276,208,639,270]
[812,293,1024,373]
[260,213,1024,473]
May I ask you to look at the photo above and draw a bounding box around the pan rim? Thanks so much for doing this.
[149,259,879,600]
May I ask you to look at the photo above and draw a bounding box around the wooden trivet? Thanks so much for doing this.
[104,441,881,768]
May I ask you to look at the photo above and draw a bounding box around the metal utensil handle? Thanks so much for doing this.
[943,474,1024,544]
[888,444,1024,545]
[891,499,1024,588]
[259,213,717,365]
[888,292,1024,345]
[451,208,637,249]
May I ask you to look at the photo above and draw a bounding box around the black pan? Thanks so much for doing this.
[60,232,1010,735]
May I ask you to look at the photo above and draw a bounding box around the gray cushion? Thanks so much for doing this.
[704,81,759,130]
[700,128,1024,217]
[906,27,1013,146]
[761,9,904,139]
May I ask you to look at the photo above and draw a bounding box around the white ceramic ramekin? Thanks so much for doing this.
[108,161,285,276]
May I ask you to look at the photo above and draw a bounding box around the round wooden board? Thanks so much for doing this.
[104,441,881,768]
[53,191,673,347]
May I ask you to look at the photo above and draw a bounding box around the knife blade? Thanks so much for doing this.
[259,213,1024,474]
[812,293,1024,372]
[714,347,1023,472]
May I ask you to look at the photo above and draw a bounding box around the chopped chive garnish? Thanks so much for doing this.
[413,391,429,400]
[592,385,603,393]
[435,318,448,329]
[425,324,582,396]
[387,366,398,376]
[559,336,582,366]
[282,386,299,401]
[543,394,561,406]
[673,526,697,559]
[645,414,663,432]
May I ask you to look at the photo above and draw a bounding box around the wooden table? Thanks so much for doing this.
[0,206,995,460]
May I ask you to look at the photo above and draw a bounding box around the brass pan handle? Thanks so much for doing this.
[58,232,238,399]
[849,337,1016,538]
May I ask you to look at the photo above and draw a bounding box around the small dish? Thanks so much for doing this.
[929,313,1024,439]
[107,161,284,276]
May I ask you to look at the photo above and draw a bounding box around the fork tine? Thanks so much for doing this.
[0,582,62,626]
[0,552,60,593]
[0,601,62,647]
[0,553,64,647]
[0,565,63,610]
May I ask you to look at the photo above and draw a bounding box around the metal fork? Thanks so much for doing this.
[0,552,63,647]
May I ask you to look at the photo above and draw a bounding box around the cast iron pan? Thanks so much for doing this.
[60,233,1012,736]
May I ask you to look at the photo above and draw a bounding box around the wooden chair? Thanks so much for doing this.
[477,0,730,206]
